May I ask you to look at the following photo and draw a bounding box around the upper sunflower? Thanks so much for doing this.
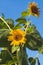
[8,29,26,46]
[29,2,40,17]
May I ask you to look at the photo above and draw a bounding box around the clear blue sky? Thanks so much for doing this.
[0,0,43,65]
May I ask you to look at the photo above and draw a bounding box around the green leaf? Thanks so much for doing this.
[0,29,10,47]
[0,29,9,38]
[5,19,14,28]
[27,25,36,34]
[6,60,15,65]
[26,28,43,50]
[28,57,36,65]
[0,50,12,64]
[21,47,28,65]
[6,56,17,65]
[12,46,20,53]
[38,45,43,54]
[28,57,33,63]
[15,17,26,24]
[0,30,12,48]
[0,36,10,47]
[6,60,14,65]
[21,11,30,17]
[0,18,14,29]
[14,24,22,29]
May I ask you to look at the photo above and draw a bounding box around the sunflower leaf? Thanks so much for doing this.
[28,57,36,65]
[15,17,26,24]
[0,36,10,47]
[0,50,12,64]
[12,46,20,53]
[26,26,43,50]
[38,45,43,54]
[0,28,11,47]
[0,29,9,38]
[5,19,14,28]
[22,48,29,65]
[14,24,22,29]
[0,18,14,29]
[6,57,17,65]
[21,11,30,17]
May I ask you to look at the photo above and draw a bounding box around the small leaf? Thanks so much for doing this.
[28,57,33,63]
[38,45,43,54]
[14,24,22,29]
[21,11,30,17]
[12,46,20,53]
[28,57,36,65]
[27,25,36,34]
[15,17,26,24]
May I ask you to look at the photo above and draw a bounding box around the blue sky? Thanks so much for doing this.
[0,0,43,65]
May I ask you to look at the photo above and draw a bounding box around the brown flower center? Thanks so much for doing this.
[31,6,39,15]
[14,34,23,41]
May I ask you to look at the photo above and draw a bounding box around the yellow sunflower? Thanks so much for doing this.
[8,29,26,46]
[29,2,40,17]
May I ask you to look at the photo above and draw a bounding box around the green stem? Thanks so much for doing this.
[7,49,14,60]
[25,22,29,32]
[17,50,20,65]
[17,51,19,65]
[0,17,12,30]
[34,52,40,58]
[2,48,14,60]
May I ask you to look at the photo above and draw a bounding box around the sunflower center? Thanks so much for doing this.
[14,34,23,41]
[31,6,39,14]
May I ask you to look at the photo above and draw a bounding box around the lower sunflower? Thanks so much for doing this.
[8,29,26,46]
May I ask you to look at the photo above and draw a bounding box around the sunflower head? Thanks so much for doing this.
[8,29,26,46]
[29,2,40,17]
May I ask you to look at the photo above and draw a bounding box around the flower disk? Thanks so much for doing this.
[8,29,26,46]
[29,2,40,17]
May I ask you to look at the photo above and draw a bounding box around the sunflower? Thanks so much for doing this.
[8,29,26,46]
[29,2,40,17]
